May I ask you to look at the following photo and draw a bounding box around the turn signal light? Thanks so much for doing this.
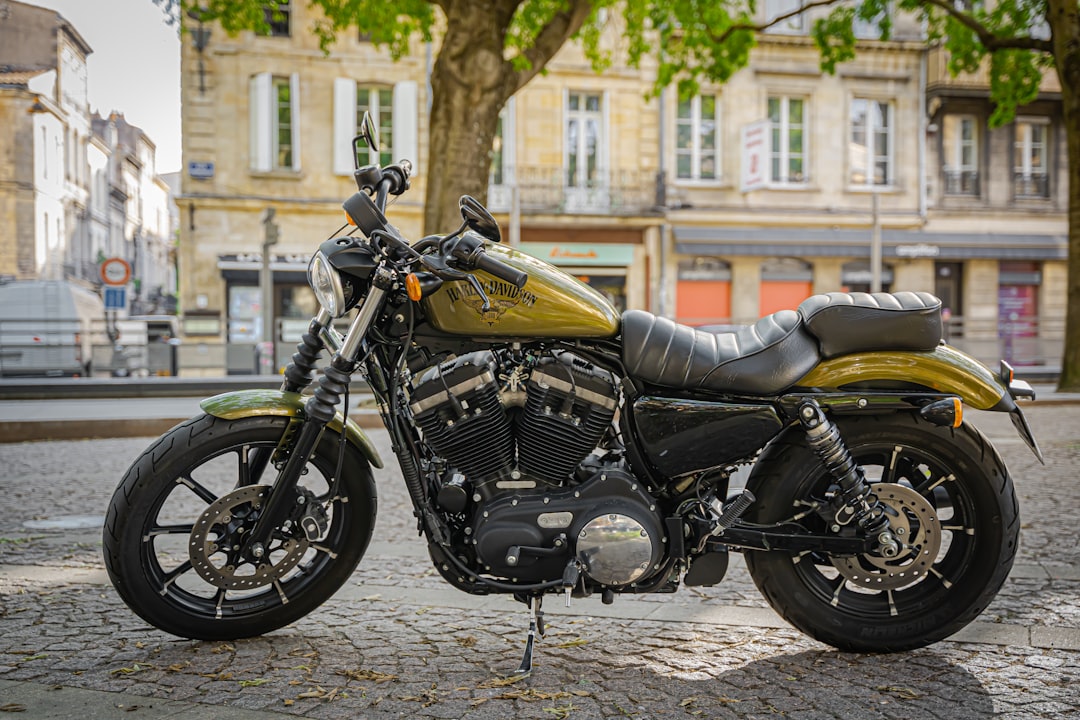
[920,397,963,428]
[405,273,423,301]
[344,210,356,226]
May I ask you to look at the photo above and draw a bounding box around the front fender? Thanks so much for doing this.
[200,389,384,469]
[795,344,1009,411]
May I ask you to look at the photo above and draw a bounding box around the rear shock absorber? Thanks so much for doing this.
[798,400,899,558]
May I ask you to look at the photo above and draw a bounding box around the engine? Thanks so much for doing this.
[408,350,666,588]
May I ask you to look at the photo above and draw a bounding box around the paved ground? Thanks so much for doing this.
[0,403,1079,718]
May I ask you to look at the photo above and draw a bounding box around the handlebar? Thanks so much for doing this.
[444,233,527,289]
[474,250,528,289]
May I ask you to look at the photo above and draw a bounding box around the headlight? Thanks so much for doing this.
[307,251,347,317]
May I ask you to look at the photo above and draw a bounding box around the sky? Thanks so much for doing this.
[30,0,182,174]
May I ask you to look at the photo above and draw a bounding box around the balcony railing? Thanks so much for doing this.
[944,169,980,196]
[487,165,658,216]
[1014,172,1050,199]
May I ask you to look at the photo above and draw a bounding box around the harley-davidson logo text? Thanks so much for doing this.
[448,279,538,324]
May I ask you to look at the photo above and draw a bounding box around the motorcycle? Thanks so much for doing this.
[104,114,1042,675]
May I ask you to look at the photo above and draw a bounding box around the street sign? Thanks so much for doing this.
[104,286,127,310]
[189,161,215,180]
[100,257,131,286]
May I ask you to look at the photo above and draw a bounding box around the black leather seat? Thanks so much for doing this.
[620,292,944,395]
[621,309,820,395]
[798,291,942,358]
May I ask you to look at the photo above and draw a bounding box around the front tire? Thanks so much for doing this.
[744,413,1018,652]
[103,414,377,640]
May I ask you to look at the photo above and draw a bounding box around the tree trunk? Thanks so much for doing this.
[1050,0,1080,391]
[423,3,518,235]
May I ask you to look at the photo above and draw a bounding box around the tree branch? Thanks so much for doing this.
[512,0,594,92]
[708,0,844,45]
[919,0,1053,53]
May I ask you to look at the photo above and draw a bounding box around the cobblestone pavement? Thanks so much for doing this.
[1,404,1079,718]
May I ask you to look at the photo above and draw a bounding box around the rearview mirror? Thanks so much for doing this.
[353,112,380,169]
[459,195,501,243]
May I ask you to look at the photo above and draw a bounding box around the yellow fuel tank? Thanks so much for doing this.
[420,243,620,338]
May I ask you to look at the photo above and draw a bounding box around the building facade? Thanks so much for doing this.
[0,1,176,315]
[177,3,662,374]
[177,2,1067,373]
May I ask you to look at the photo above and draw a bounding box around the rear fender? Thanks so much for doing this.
[795,344,1043,462]
[200,389,384,469]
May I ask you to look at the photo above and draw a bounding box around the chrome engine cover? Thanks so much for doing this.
[577,512,658,586]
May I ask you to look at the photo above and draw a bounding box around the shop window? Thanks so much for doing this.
[841,260,893,293]
[676,258,731,327]
[249,73,300,172]
[760,257,812,315]
[332,80,418,175]
[676,95,720,182]
[849,98,893,187]
[943,115,979,195]
[768,96,807,185]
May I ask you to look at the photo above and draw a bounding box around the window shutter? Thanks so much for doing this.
[290,72,301,171]
[249,73,272,172]
[392,80,418,167]
[333,78,357,175]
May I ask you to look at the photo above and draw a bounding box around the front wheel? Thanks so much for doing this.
[103,414,377,640]
[744,414,1018,652]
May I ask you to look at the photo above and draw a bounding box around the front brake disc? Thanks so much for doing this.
[188,485,309,591]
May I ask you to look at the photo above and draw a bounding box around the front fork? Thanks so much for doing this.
[242,277,391,559]
[797,400,900,558]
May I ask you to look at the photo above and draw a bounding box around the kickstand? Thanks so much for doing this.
[513,595,545,677]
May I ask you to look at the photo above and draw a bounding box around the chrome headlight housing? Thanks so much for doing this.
[307,251,347,317]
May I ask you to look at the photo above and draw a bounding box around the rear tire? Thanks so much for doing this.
[103,414,377,640]
[744,413,1018,652]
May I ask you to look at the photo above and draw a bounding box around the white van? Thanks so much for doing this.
[0,280,104,377]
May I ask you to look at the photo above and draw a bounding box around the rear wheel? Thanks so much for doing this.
[744,414,1018,652]
[103,414,377,640]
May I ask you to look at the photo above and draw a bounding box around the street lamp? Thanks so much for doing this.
[260,208,279,374]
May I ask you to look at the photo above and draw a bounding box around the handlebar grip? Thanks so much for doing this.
[475,251,528,289]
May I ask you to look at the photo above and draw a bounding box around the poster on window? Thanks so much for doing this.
[997,285,1037,338]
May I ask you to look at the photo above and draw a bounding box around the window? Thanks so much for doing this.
[765,0,805,33]
[258,1,290,37]
[849,98,893,186]
[332,80,418,175]
[768,95,806,184]
[676,95,719,181]
[249,73,300,172]
[942,115,978,195]
[566,92,605,188]
[1015,118,1049,198]
[357,87,393,167]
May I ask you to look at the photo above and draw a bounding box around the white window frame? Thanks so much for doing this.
[1015,116,1050,197]
[768,95,808,186]
[564,90,608,189]
[675,94,721,184]
[249,71,300,173]
[849,97,894,188]
[333,80,417,176]
[942,114,979,195]
[487,99,517,212]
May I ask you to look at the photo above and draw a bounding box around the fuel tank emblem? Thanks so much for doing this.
[447,279,538,325]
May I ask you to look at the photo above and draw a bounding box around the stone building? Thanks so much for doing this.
[0,1,177,315]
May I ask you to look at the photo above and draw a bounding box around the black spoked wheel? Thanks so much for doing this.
[743,413,1018,652]
[103,414,377,640]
